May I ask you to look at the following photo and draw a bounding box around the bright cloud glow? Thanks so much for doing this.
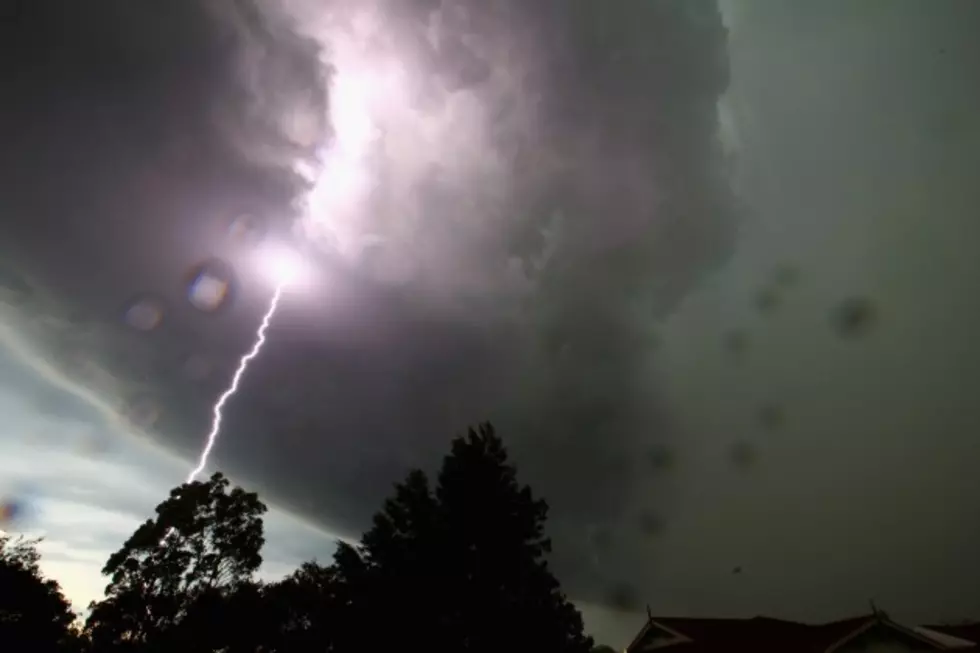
[299,70,381,240]
[294,12,412,261]
[255,243,310,289]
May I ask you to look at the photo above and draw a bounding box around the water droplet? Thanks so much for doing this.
[757,403,785,430]
[186,259,236,313]
[646,444,674,472]
[125,396,160,429]
[832,297,876,338]
[0,491,33,530]
[182,353,213,381]
[606,583,641,612]
[729,440,757,469]
[0,264,32,306]
[648,330,661,350]
[773,263,800,287]
[637,510,665,537]
[723,329,749,357]
[591,526,613,552]
[755,287,780,313]
[227,214,266,246]
[0,498,23,526]
[122,294,166,331]
[79,435,110,456]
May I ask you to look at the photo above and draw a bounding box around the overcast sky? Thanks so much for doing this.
[0,331,339,613]
[1,0,980,648]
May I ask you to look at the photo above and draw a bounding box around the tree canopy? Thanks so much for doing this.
[30,424,594,652]
[332,422,594,653]
[0,535,79,653]
[84,472,267,651]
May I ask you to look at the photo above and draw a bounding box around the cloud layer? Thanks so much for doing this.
[1,0,737,604]
[4,2,980,647]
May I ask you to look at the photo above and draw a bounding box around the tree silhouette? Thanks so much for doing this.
[262,561,344,652]
[334,423,594,653]
[85,472,266,651]
[330,468,439,649]
[0,535,79,653]
[171,580,270,653]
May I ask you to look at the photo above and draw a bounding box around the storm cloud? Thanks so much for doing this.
[3,1,980,647]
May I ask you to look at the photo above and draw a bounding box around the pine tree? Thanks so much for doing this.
[333,423,593,653]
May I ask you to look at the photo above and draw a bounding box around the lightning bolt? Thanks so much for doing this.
[186,285,283,483]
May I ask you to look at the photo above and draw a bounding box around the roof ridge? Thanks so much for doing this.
[626,613,974,653]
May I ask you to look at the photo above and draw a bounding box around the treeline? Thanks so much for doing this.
[1,423,598,653]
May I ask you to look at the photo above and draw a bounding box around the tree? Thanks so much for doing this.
[333,423,594,653]
[85,472,266,651]
[261,561,344,652]
[172,580,271,653]
[331,468,441,650]
[0,535,79,653]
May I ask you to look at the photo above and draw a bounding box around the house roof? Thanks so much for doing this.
[625,613,979,653]
[922,624,980,648]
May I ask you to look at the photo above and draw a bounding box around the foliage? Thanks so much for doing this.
[0,535,79,653]
[34,425,593,652]
[261,561,344,652]
[167,580,271,653]
[84,472,266,651]
[332,422,594,653]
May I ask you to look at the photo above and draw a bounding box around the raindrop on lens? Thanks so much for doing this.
[123,294,166,331]
[646,444,674,472]
[755,287,781,313]
[832,296,876,338]
[182,353,213,381]
[0,498,24,527]
[757,403,785,431]
[773,263,800,287]
[637,510,665,537]
[606,583,642,612]
[723,329,749,358]
[729,440,757,469]
[227,214,266,246]
[125,395,160,429]
[186,259,236,314]
[0,264,32,306]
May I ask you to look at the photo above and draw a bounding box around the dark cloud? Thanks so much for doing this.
[0,0,330,452]
[9,2,980,643]
[0,0,737,614]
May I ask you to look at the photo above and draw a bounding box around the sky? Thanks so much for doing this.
[1,0,980,648]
